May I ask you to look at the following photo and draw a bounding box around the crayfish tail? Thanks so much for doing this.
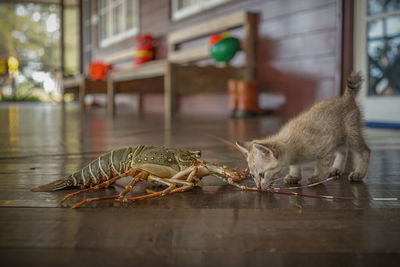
[31,179,69,192]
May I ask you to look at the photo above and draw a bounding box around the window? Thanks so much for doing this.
[98,0,139,47]
[171,0,230,21]
[353,0,400,124]
[365,0,400,96]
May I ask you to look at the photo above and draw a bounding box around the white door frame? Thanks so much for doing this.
[353,0,400,126]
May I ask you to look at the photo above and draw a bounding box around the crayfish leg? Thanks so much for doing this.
[146,189,156,194]
[117,172,146,198]
[62,170,138,203]
[118,176,179,202]
[118,186,179,202]
[122,180,196,202]
[169,183,195,193]
[118,191,166,202]
[69,171,146,208]
[72,196,118,208]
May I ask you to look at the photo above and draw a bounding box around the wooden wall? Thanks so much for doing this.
[89,0,343,116]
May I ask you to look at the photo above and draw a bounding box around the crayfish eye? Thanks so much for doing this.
[193,150,201,158]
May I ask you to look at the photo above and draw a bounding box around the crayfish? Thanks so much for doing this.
[32,145,247,208]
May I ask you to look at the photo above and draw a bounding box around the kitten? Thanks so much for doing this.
[236,72,370,189]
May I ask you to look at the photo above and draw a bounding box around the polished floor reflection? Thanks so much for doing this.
[0,103,400,266]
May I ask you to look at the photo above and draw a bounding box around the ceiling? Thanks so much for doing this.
[6,0,79,6]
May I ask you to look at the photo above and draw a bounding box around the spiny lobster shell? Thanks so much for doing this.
[132,145,198,168]
[130,145,200,178]
[31,145,202,192]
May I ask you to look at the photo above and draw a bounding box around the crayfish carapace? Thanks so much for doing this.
[32,145,247,208]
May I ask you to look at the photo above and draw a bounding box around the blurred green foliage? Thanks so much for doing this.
[0,2,61,75]
[0,2,79,101]
[1,94,41,102]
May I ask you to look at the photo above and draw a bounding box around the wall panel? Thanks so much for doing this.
[87,0,343,116]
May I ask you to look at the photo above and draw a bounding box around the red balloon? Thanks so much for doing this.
[208,34,223,46]
[89,61,112,80]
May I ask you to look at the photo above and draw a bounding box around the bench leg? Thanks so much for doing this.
[79,77,86,111]
[61,89,65,109]
[107,74,115,116]
[135,93,143,114]
[164,63,177,126]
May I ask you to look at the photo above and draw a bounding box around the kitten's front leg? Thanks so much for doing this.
[308,158,330,184]
[284,165,302,184]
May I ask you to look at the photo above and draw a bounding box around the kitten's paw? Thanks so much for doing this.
[307,175,323,184]
[329,167,343,177]
[284,175,301,184]
[348,172,365,182]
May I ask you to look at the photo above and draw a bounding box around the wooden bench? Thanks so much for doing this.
[107,59,167,114]
[62,74,109,108]
[62,75,82,102]
[108,10,258,122]
[61,50,132,107]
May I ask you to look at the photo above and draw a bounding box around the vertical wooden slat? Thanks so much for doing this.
[60,0,65,78]
[79,0,84,74]
[79,77,86,111]
[60,0,65,106]
[135,94,143,114]
[244,12,257,81]
[341,0,354,93]
[107,72,115,116]
[164,63,177,126]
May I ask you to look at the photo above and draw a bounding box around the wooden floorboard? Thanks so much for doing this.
[0,103,399,266]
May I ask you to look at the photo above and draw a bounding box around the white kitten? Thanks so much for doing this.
[236,72,370,189]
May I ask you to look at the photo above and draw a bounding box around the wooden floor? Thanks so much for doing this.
[1,103,400,267]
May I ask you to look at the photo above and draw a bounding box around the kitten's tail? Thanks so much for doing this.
[344,71,364,98]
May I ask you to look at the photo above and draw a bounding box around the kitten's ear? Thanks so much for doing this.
[253,143,280,159]
[235,141,250,157]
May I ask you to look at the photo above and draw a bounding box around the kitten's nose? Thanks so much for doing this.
[260,179,274,190]
[255,180,261,189]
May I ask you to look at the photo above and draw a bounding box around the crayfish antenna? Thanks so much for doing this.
[31,179,69,192]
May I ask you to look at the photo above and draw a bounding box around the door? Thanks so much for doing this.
[354,0,400,127]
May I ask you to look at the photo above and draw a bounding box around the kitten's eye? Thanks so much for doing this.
[259,172,264,178]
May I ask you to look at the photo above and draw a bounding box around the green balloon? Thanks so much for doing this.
[210,37,239,62]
